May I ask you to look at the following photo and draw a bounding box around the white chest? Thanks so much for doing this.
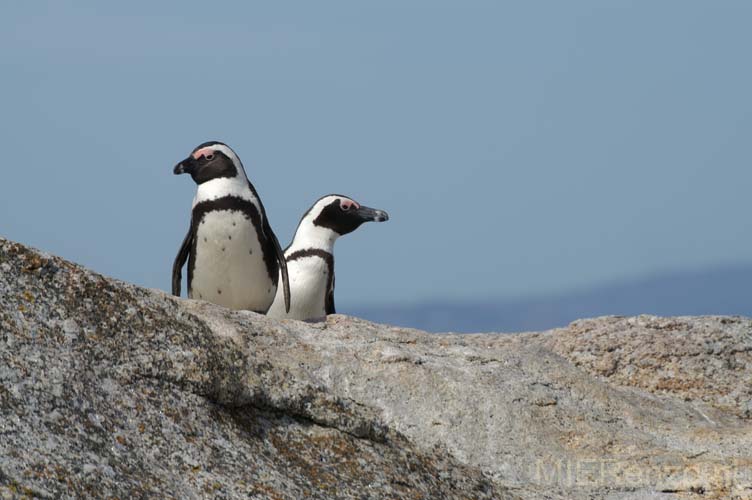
[268,255,330,320]
[190,210,275,312]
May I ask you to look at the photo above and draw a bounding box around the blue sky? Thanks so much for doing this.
[1,1,751,308]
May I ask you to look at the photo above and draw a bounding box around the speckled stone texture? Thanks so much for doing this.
[1,235,751,500]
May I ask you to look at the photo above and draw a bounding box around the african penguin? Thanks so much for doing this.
[171,141,290,314]
[266,194,388,320]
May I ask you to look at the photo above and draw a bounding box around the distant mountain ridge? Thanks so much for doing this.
[347,264,752,333]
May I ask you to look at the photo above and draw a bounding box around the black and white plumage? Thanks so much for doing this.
[171,141,290,313]
[266,194,388,320]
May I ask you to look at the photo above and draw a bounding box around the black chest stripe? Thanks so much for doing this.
[287,248,334,270]
[187,196,279,291]
[287,248,335,312]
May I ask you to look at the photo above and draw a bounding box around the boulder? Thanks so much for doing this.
[1,236,750,499]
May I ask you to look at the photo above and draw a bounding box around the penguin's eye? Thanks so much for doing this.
[204,153,215,161]
[341,203,351,211]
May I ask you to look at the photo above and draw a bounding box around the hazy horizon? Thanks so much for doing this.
[342,260,752,309]
[349,262,752,332]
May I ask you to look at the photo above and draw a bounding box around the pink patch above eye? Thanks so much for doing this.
[340,199,361,210]
[192,147,215,160]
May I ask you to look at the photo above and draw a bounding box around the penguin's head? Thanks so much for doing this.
[173,141,247,184]
[302,194,389,237]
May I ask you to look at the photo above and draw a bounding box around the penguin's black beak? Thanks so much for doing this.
[173,157,195,175]
[355,206,389,223]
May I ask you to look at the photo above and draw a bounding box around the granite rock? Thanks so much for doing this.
[1,236,750,499]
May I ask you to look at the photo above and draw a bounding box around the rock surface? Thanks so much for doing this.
[1,235,751,499]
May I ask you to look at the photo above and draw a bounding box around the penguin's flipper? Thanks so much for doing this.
[325,273,335,315]
[172,223,193,297]
[269,228,291,313]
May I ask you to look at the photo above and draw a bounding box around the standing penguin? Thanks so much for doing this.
[171,141,290,313]
[267,194,388,320]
